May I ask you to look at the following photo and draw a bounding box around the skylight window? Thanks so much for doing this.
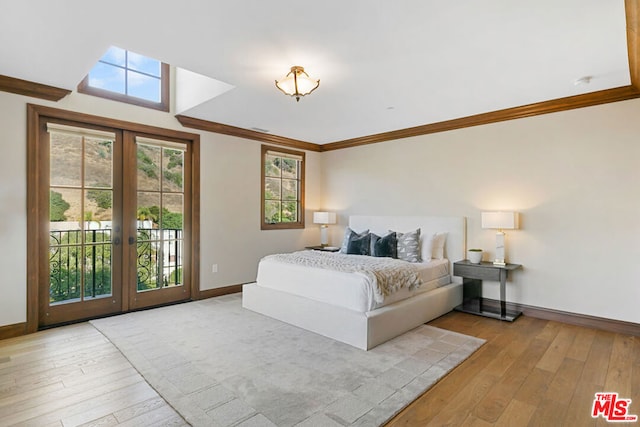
[78,47,169,112]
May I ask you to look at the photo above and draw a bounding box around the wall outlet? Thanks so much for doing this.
[211,264,218,273]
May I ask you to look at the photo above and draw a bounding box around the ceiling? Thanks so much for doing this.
[0,1,633,145]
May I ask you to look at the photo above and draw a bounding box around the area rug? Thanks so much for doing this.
[91,294,484,427]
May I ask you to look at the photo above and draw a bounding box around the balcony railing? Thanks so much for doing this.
[49,228,183,304]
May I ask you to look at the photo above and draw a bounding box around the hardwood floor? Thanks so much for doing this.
[387,312,640,427]
[0,323,187,426]
[0,313,637,427]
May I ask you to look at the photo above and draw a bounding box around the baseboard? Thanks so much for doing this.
[0,322,28,340]
[4,289,635,340]
[479,298,640,336]
[197,284,243,300]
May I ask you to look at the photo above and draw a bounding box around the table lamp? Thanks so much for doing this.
[313,212,337,246]
[481,211,519,266]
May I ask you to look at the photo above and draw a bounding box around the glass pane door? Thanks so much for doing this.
[129,136,189,309]
[43,124,122,326]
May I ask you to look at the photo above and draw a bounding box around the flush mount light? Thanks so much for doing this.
[275,66,320,102]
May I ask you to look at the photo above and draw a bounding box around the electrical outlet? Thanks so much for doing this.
[212,264,218,273]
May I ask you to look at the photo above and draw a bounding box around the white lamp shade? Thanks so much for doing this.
[313,211,336,225]
[275,74,297,95]
[294,74,320,95]
[275,66,320,99]
[481,212,519,230]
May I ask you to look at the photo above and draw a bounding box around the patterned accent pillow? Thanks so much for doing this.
[338,227,369,253]
[370,232,397,258]
[395,228,421,263]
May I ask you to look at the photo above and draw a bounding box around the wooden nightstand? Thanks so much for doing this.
[305,246,340,252]
[453,260,522,321]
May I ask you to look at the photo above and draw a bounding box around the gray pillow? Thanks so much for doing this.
[338,227,369,253]
[347,233,371,255]
[395,228,421,262]
[370,232,397,258]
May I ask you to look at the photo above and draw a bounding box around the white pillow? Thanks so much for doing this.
[431,232,447,259]
[420,232,435,262]
[420,231,448,261]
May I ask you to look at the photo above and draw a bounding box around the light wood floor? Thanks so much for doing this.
[388,312,640,427]
[1,314,637,427]
[0,323,187,427]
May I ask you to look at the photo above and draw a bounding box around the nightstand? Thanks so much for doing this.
[305,245,340,252]
[453,260,522,321]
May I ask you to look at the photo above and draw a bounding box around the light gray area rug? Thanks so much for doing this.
[91,294,484,427]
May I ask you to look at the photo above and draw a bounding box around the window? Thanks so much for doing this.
[78,46,170,112]
[261,145,305,230]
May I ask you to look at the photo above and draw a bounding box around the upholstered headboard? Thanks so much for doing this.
[348,215,467,283]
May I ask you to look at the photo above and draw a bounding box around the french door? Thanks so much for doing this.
[39,118,193,327]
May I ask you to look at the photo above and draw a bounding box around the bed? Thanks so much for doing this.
[242,216,466,350]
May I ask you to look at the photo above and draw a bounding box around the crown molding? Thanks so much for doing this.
[175,115,321,152]
[320,86,640,151]
[177,85,640,153]
[176,85,640,154]
[0,75,71,101]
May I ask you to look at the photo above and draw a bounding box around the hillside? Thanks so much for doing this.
[49,133,183,224]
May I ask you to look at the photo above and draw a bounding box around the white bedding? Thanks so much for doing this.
[256,255,450,313]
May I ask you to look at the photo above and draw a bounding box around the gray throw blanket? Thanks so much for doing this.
[263,250,422,303]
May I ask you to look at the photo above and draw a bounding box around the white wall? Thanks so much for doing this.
[2,88,639,328]
[321,98,640,324]
[0,94,28,326]
[0,90,322,327]
[199,134,322,289]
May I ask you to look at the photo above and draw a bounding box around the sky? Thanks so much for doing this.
[88,46,161,102]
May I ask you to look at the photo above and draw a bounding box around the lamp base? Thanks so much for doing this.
[319,224,329,247]
[494,231,507,267]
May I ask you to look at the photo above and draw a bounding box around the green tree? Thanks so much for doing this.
[137,149,158,179]
[137,206,158,224]
[164,170,182,188]
[86,189,112,209]
[50,190,70,221]
[139,206,183,230]
[166,150,183,169]
[161,208,183,229]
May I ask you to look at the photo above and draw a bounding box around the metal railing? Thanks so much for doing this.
[49,228,182,304]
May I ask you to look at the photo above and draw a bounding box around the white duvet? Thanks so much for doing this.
[256,252,450,313]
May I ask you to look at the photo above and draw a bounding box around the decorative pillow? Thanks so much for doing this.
[431,232,448,259]
[370,232,397,258]
[395,228,421,262]
[338,227,369,253]
[347,232,371,255]
[420,232,435,262]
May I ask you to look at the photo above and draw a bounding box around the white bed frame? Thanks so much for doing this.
[243,216,466,350]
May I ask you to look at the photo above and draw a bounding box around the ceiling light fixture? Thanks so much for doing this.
[275,66,320,102]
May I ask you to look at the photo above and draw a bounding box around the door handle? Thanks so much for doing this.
[114,237,121,245]
[128,236,136,245]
